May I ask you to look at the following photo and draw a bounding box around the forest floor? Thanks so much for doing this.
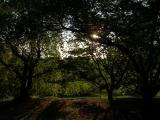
[0,97,160,120]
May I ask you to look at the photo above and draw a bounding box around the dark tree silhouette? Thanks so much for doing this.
[0,0,64,100]
[58,0,160,119]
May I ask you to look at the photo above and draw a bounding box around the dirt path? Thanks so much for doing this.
[0,98,107,120]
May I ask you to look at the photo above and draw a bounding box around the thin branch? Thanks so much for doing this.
[61,24,85,33]
[147,7,159,74]
[0,59,22,79]
[152,64,160,85]
[33,68,53,78]
[105,41,141,74]
[6,40,25,61]
[114,60,129,87]
[91,56,110,91]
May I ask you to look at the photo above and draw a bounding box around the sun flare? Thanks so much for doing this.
[91,34,101,39]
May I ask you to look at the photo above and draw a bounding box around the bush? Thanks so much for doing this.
[62,81,95,97]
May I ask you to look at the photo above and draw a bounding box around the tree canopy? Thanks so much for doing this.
[0,0,160,119]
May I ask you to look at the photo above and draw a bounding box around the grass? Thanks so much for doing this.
[0,96,14,102]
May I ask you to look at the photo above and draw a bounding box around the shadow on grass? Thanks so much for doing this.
[0,98,42,120]
[37,99,107,120]
[37,100,69,120]
[0,98,160,120]
[101,98,160,120]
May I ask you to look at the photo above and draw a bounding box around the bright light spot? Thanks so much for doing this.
[91,34,101,39]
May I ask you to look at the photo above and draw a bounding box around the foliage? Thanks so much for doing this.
[1,1,160,113]
[63,81,94,97]
[0,64,20,98]
[62,0,160,102]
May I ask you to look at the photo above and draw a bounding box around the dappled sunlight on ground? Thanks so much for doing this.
[37,99,107,120]
[0,98,160,120]
[0,98,107,120]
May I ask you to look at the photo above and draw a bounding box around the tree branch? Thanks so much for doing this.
[104,41,141,74]
[5,40,25,61]
[33,68,53,78]
[114,60,129,88]
[0,59,22,79]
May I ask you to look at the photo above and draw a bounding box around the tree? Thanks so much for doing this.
[0,0,64,100]
[0,31,61,100]
[96,2,160,118]
[59,0,160,118]
[69,39,137,119]
[62,0,160,99]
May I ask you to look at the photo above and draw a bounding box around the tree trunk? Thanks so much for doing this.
[107,89,116,120]
[141,86,154,120]
[19,81,30,100]
[17,61,33,101]
[108,90,114,107]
